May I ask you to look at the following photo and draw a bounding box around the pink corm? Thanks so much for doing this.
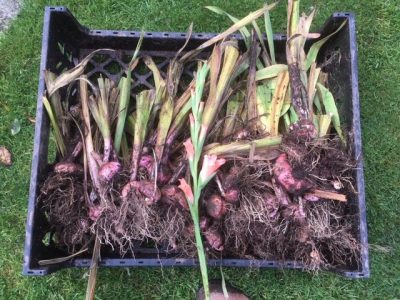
[178,178,194,205]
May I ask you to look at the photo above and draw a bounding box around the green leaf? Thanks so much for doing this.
[114,76,131,153]
[115,34,144,152]
[287,0,300,38]
[305,21,347,70]
[289,106,299,123]
[125,114,136,136]
[222,94,242,137]
[313,92,322,113]
[256,84,272,133]
[264,4,276,64]
[317,83,346,143]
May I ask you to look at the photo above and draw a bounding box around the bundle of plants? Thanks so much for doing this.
[37,1,361,298]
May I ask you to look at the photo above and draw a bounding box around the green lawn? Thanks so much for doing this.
[0,0,399,299]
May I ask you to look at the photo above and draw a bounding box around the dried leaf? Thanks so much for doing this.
[85,235,101,300]
[0,146,12,166]
[144,56,164,92]
[38,247,88,266]
[251,20,271,66]
[308,189,347,202]
[204,135,282,156]
[46,48,114,96]
[203,43,239,130]
[181,3,278,61]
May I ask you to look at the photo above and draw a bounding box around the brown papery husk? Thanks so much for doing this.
[39,172,91,254]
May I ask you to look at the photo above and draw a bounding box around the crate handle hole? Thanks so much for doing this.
[180,33,186,37]
[138,261,144,264]
[130,32,135,35]
[147,33,153,36]
[113,31,118,35]
[197,34,203,37]
[96,31,101,34]
[27,271,34,274]
[120,261,126,265]
[50,7,55,10]
[164,33,169,37]
[176,261,182,264]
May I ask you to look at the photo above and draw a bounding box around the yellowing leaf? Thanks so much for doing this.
[256,64,288,81]
[317,83,346,144]
[318,114,332,137]
[269,71,289,135]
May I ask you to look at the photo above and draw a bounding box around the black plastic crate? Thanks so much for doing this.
[23,7,369,278]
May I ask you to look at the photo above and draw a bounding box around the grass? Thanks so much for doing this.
[0,0,399,298]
